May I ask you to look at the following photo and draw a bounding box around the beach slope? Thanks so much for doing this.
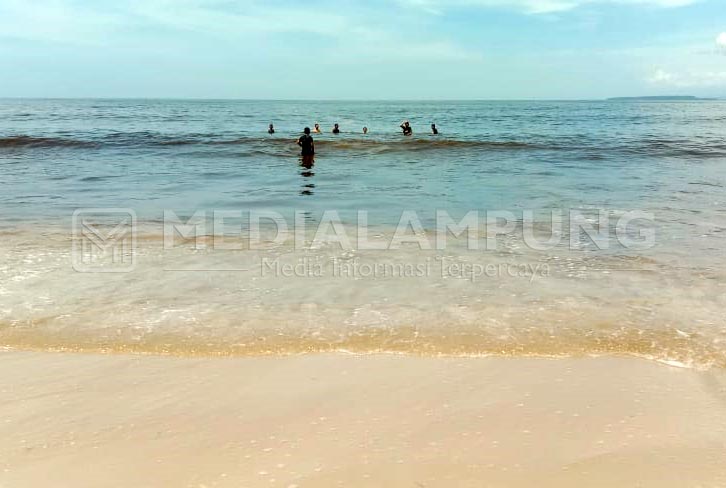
[1,352,725,487]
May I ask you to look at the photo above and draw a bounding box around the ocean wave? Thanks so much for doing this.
[0,133,552,152]
[311,138,550,152]
[0,136,98,148]
[2,133,726,158]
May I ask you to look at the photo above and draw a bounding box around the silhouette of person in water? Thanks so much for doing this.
[363,127,368,134]
[431,123,439,135]
[313,123,322,133]
[298,128,315,195]
[297,127,315,157]
[400,120,412,136]
[268,123,275,134]
[299,156,315,195]
[332,123,340,134]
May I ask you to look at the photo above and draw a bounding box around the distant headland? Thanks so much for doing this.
[607,96,717,101]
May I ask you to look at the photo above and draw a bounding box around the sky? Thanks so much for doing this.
[0,0,724,99]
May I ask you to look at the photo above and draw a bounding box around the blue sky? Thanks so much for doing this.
[0,0,724,99]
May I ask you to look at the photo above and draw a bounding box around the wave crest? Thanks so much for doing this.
[2,133,726,158]
[0,136,97,148]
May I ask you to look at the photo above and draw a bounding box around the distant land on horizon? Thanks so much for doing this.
[607,96,719,101]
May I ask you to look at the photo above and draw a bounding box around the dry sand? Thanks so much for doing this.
[1,351,725,487]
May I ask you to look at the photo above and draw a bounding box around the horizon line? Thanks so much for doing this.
[1,96,723,102]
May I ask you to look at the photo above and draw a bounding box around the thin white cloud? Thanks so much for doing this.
[717,32,726,54]
[648,68,675,84]
[0,0,124,44]
[0,0,356,43]
[0,0,703,47]
[125,0,352,38]
[0,0,481,64]
[399,0,699,14]
[648,68,726,88]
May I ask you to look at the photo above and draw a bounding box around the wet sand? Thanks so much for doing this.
[1,352,725,487]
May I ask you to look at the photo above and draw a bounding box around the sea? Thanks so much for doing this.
[1,99,725,368]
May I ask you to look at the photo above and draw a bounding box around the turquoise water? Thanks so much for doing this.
[1,99,725,224]
[1,99,725,367]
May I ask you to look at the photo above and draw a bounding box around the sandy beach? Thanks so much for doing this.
[3,0,726,485]
[1,352,725,487]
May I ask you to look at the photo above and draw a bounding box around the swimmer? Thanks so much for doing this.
[297,127,315,156]
[400,120,412,136]
[363,127,368,134]
[332,123,340,134]
[313,123,322,133]
[431,123,439,135]
[268,123,275,134]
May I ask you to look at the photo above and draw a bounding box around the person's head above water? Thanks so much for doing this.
[363,127,368,134]
[400,120,412,135]
[304,127,311,135]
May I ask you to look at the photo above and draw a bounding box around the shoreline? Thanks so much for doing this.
[2,351,725,487]
[3,225,725,370]
[0,344,717,371]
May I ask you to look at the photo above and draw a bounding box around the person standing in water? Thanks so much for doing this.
[363,127,368,134]
[431,124,439,135]
[268,123,275,134]
[297,127,315,157]
[313,123,322,134]
[400,120,412,136]
[332,123,341,134]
